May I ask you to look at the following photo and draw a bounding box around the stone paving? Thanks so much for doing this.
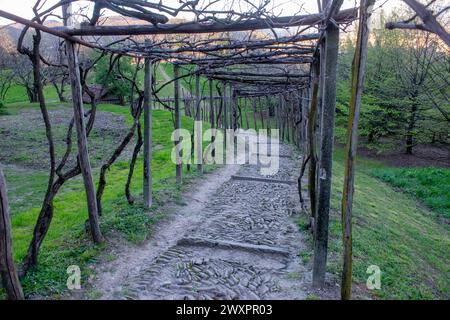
[116,143,311,300]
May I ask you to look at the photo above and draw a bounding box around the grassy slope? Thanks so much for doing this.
[323,149,449,299]
[371,167,450,219]
[1,102,213,298]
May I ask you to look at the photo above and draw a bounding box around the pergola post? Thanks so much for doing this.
[259,96,265,129]
[252,96,257,130]
[143,58,153,208]
[277,94,282,133]
[341,0,375,300]
[195,73,203,173]
[66,40,103,244]
[266,96,271,133]
[312,22,340,288]
[228,83,234,130]
[63,3,103,244]
[223,82,228,148]
[174,64,182,183]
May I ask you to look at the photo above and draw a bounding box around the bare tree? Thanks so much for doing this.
[386,0,450,47]
[0,50,16,105]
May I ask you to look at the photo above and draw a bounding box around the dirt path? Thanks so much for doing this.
[90,140,312,300]
[159,66,191,98]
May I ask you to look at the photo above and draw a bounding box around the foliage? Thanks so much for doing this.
[337,10,450,153]
[94,55,138,104]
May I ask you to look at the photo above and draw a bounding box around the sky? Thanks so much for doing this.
[0,0,401,25]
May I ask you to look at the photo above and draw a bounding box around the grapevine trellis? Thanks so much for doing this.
[0,0,447,301]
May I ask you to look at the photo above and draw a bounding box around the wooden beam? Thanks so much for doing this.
[312,22,340,288]
[0,169,24,300]
[143,58,153,208]
[55,9,358,36]
[203,72,310,78]
[143,33,320,55]
[204,75,308,86]
[177,56,313,66]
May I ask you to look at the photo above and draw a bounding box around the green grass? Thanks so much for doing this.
[1,102,214,299]
[317,149,450,299]
[3,84,64,104]
[370,167,450,219]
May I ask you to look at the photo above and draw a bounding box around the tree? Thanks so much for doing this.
[0,50,15,107]
[95,54,136,105]
[338,10,449,153]
[43,42,69,103]
[12,55,40,103]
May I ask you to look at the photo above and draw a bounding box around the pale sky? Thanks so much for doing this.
[0,0,401,25]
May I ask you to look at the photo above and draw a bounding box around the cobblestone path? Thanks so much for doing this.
[94,141,311,300]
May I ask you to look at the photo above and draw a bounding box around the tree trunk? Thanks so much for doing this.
[21,33,58,275]
[52,81,67,103]
[405,101,418,155]
[26,87,38,103]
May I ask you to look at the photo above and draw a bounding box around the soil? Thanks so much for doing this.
[0,108,131,170]
[357,143,450,168]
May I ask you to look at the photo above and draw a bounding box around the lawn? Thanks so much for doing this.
[3,84,64,105]
[307,149,450,299]
[370,167,450,219]
[0,101,214,298]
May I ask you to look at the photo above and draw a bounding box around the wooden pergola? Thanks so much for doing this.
[0,0,376,300]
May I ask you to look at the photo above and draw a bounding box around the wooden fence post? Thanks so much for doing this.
[312,22,340,288]
[0,169,24,300]
[143,58,153,208]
